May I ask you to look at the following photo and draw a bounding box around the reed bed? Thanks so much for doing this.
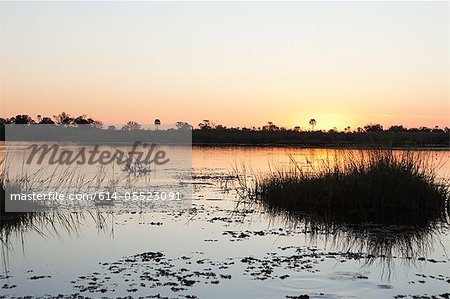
[249,150,449,225]
[0,158,112,247]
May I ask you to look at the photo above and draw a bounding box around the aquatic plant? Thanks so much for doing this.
[244,150,449,225]
[0,158,112,246]
[234,151,449,278]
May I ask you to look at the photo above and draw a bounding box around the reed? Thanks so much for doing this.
[249,150,449,225]
[0,158,111,247]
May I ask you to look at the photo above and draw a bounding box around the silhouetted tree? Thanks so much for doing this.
[309,119,317,131]
[419,126,432,132]
[176,122,192,130]
[364,123,383,132]
[53,112,73,125]
[154,119,161,130]
[39,117,55,124]
[122,121,141,131]
[432,126,443,133]
[263,122,279,131]
[0,118,11,124]
[72,115,102,128]
[11,114,34,124]
[214,124,227,130]
[328,127,338,133]
[388,125,406,132]
[198,120,212,130]
[51,112,101,127]
[73,115,93,125]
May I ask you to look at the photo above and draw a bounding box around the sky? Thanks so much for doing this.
[0,1,448,130]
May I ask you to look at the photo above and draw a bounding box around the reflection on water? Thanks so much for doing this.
[266,210,447,278]
[0,146,449,298]
[2,143,192,213]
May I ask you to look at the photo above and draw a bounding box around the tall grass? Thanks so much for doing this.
[232,150,450,273]
[0,158,112,247]
[249,150,449,225]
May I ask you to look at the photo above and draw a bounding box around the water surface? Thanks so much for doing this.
[1,146,449,298]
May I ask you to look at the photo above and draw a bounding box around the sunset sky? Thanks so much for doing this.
[0,1,448,130]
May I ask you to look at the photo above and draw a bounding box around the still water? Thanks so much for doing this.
[1,146,449,298]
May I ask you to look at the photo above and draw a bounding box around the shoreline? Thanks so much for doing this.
[1,140,449,150]
[191,142,450,150]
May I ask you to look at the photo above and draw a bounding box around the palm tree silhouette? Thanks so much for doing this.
[154,119,161,130]
[309,119,317,131]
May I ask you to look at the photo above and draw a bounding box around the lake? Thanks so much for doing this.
[1,146,449,299]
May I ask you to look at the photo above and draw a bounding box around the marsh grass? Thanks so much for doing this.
[249,150,449,225]
[0,167,113,275]
[0,157,112,249]
[231,150,450,274]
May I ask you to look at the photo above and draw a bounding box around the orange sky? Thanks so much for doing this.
[0,2,448,130]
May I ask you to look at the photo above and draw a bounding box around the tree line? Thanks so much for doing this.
[0,113,448,133]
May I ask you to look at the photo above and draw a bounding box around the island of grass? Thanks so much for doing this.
[249,150,449,225]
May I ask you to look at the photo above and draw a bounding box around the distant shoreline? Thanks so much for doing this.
[1,125,448,149]
[191,143,450,150]
[191,130,449,148]
[1,141,449,151]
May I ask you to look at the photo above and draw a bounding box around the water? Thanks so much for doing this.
[1,146,449,298]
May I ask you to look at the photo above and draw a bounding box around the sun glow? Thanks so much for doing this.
[0,2,448,129]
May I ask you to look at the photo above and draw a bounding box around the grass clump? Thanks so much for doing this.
[253,150,449,225]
